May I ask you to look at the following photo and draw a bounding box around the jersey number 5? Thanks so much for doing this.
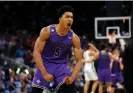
[54,47,62,57]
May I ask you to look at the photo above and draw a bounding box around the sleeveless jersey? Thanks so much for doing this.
[112,59,123,74]
[98,52,111,69]
[41,25,73,64]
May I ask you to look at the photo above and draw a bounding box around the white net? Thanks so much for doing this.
[108,34,117,44]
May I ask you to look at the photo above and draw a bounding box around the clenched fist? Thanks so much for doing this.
[43,73,54,82]
[64,76,74,85]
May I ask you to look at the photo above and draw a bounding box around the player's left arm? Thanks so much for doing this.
[71,33,83,81]
[89,43,99,53]
[110,59,114,69]
[119,58,124,70]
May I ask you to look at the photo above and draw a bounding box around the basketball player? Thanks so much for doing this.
[91,43,118,93]
[83,43,98,93]
[31,5,83,93]
[110,49,124,93]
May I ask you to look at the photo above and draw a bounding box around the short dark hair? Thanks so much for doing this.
[57,5,74,18]
[99,43,107,50]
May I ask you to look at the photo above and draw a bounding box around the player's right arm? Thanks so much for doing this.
[33,27,53,81]
[110,59,114,69]
[89,43,99,60]
[89,43,99,53]
[119,58,124,70]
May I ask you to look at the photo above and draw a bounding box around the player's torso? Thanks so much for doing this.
[41,25,73,64]
[112,61,121,74]
[98,52,111,69]
[84,50,94,68]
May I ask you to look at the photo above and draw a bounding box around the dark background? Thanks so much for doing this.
[0,1,132,39]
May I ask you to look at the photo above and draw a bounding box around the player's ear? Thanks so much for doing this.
[59,18,61,22]
[59,15,63,22]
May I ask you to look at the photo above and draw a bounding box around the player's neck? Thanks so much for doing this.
[56,24,69,36]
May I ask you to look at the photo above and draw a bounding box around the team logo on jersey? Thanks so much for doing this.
[37,80,41,84]
[51,29,54,32]
[68,36,72,39]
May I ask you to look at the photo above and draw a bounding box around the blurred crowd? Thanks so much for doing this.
[0,31,36,93]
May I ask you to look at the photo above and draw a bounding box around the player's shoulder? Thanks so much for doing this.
[71,29,81,48]
[39,25,52,39]
[40,25,51,35]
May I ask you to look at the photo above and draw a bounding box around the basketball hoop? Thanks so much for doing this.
[108,34,117,44]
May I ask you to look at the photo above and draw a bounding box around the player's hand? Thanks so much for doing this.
[115,56,120,62]
[64,76,74,85]
[43,73,54,82]
[119,58,122,63]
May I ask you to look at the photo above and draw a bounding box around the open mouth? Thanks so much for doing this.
[67,23,71,27]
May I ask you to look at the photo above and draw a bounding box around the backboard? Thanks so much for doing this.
[94,16,131,39]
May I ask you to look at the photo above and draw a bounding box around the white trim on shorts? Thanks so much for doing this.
[56,81,65,90]
[32,83,50,92]
[32,81,65,92]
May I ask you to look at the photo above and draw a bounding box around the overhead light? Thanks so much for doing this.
[25,69,29,74]
[9,68,12,72]
[16,68,20,74]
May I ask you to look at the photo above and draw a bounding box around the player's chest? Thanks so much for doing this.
[50,35,72,45]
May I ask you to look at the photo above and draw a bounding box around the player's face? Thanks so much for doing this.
[60,12,73,29]
[114,52,120,57]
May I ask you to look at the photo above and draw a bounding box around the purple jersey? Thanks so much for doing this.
[111,60,123,74]
[32,25,73,90]
[41,25,73,64]
[111,59,124,85]
[97,52,112,83]
[98,52,111,69]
